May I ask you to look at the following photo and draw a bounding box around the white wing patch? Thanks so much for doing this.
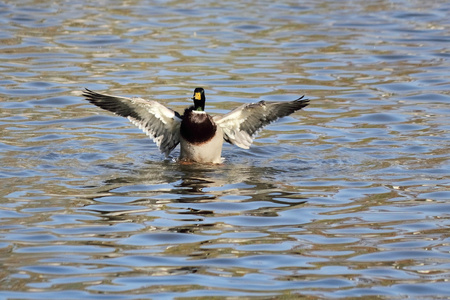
[214,113,253,149]
[127,116,181,156]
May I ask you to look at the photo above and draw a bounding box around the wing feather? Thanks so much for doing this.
[82,89,181,156]
[214,96,309,149]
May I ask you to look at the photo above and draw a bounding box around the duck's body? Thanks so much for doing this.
[82,88,309,163]
[179,108,224,163]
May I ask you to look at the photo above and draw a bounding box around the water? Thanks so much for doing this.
[1,0,449,298]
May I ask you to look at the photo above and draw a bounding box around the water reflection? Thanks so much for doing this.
[83,161,308,220]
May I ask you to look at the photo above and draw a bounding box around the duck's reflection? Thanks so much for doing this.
[83,158,307,224]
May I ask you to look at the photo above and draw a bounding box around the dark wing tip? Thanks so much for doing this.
[293,95,310,108]
[82,88,106,103]
[82,88,99,103]
[266,95,309,117]
[82,88,94,97]
[81,88,139,119]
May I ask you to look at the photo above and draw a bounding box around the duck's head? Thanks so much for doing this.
[192,87,205,111]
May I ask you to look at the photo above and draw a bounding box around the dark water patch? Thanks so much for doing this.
[28,96,80,106]
[341,112,407,124]
[400,93,450,103]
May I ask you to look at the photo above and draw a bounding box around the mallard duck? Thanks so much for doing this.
[82,88,309,163]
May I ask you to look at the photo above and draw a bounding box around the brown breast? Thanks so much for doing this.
[180,109,217,145]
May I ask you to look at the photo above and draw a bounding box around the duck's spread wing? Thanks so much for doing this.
[82,89,182,157]
[214,96,309,149]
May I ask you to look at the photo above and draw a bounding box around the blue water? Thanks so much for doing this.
[1,0,449,298]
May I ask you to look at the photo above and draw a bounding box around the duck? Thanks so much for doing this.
[82,88,309,164]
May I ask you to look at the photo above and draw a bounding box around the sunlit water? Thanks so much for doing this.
[1,0,449,299]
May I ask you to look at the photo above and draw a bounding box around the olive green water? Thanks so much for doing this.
[1,0,449,299]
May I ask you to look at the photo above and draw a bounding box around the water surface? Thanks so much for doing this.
[1,0,449,299]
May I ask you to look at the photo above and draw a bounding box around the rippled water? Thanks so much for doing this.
[1,0,449,298]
